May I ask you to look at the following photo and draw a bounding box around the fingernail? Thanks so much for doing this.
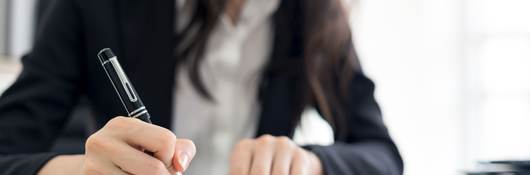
[178,152,190,170]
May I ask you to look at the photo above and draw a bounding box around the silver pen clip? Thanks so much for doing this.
[109,57,138,102]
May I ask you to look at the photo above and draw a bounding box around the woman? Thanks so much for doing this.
[0,0,403,174]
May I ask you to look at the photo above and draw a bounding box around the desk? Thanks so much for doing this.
[466,160,530,175]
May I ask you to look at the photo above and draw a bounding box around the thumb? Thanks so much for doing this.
[172,138,196,173]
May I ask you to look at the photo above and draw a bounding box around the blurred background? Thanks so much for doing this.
[1,0,530,174]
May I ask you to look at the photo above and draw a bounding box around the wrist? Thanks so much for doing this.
[38,154,84,175]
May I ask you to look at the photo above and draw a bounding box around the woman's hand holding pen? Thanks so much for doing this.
[81,116,196,175]
[229,135,323,175]
[39,116,196,175]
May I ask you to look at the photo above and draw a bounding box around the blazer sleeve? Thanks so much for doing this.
[0,0,84,174]
[305,65,404,174]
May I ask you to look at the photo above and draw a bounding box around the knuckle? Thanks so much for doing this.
[85,133,106,152]
[277,136,292,145]
[106,117,147,139]
[235,139,253,149]
[162,128,177,142]
[157,128,177,148]
[257,135,274,144]
[278,137,296,151]
[106,116,132,130]
[109,116,128,124]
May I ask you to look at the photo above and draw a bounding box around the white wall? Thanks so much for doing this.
[8,0,36,58]
[352,0,467,174]
[464,0,530,164]
[0,0,7,55]
[353,0,530,174]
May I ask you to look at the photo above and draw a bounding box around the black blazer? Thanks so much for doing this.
[0,0,403,174]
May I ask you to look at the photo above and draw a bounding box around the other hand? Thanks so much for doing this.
[229,135,323,175]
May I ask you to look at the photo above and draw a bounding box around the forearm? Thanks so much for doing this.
[0,153,59,174]
[38,155,84,175]
[306,141,403,175]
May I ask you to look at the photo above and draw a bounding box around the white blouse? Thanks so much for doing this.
[173,0,280,174]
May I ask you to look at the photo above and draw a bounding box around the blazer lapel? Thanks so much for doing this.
[116,0,176,129]
[257,0,305,137]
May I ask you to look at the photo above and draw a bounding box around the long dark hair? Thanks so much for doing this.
[176,0,356,138]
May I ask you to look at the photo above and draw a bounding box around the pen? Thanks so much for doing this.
[97,48,152,123]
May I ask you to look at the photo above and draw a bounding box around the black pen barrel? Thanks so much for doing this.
[97,48,152,123]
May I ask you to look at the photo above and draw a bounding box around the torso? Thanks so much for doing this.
[173,0,280,174]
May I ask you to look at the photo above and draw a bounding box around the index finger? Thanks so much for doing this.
[105,117,178,167]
